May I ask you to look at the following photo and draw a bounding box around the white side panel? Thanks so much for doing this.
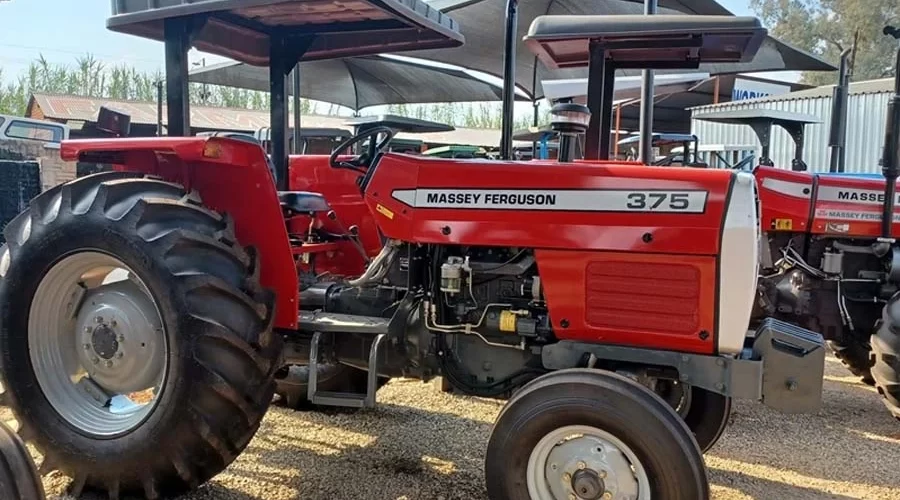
[718,172,760,354]
[760,177,812,199]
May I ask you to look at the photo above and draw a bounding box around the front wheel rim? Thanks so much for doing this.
[526,424,650,500]
[28,251,168,437]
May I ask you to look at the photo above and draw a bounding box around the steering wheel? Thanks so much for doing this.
[329,126,395,173]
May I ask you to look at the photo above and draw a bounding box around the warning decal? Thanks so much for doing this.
[391,189,708,213]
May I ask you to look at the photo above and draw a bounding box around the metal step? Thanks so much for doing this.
[307,331,386,408]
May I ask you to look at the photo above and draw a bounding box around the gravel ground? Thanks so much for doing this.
[4,353,900,500]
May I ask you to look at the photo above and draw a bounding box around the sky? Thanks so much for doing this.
[0,0,798,112]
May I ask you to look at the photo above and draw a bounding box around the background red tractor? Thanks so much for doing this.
[0,2,826,499]
[691,26,900,420]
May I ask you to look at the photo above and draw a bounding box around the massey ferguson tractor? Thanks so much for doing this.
[693,26,900,420]
[0,2,826,499]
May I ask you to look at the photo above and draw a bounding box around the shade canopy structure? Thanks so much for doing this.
[409,0,836,100]
[189,55,525,112]
[543,73,710,101]
[541,73,811,133]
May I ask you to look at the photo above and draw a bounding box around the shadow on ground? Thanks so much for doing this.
[32,356,900,500]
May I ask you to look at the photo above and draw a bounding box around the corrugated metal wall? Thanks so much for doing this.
[690,91,891,173]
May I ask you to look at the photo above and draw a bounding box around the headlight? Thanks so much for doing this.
[717,172,760,354]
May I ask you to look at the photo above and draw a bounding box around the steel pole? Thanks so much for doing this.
[156,80,163,136]
[499,0,518,160]
[638,0,658,163]
[532,100,540,159]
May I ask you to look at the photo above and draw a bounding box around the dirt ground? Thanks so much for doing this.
[5,353,900,500]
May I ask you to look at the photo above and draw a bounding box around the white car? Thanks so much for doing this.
[0,114,70,147]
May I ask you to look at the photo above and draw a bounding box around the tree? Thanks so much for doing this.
[0,54,304,116]
[0,54,546,132]
[750,0,900,85]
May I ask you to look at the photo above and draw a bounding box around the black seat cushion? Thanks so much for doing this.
[278,191,331,213]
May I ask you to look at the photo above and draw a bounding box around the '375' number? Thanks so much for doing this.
[626,192,692,210]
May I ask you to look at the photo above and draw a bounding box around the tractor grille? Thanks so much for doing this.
[584,261,701,334]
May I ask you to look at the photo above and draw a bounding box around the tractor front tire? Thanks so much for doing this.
[871,293,900,419]
[0,172,282,499]
[0,420,45,500]
[485,369,708,500]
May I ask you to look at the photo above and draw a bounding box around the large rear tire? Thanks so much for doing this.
[828,339,875,385]
[652,379,731,453]
[485,369,708,500]
[0,172,282,499]
[871,293,900,419]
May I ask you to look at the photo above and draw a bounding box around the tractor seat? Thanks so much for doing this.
[278,191,331,213]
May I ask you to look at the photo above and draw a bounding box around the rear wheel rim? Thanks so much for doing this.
[526,424,650,500]
[28,251,168,437]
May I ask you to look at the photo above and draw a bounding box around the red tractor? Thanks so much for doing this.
[693,26,900,420]
[0,2,825,499]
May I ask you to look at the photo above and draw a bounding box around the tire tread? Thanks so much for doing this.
[0,172,281,499]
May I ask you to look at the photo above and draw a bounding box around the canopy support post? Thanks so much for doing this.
[292,64,302,154]
[499,0,518,160]
[270,34,290,191]
[164,18,191,137]
[638,0,658,163]
[584,42,606,160]
[271,36,313,190]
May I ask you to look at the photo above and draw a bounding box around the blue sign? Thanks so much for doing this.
[732,88,771,101]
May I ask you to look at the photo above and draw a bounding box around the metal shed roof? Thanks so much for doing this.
[692,77,896,110]
[26,93,513,147]
[107,0,464,65]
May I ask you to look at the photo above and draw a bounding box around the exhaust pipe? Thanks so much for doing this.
[879,26,900,241]
[828,47,852,173]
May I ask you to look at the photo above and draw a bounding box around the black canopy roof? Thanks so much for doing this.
[108,0,464,65]
[524,15,767,69]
